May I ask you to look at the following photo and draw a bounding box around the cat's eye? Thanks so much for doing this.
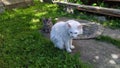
[70,32,72,33]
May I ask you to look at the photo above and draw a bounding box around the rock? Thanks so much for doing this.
[95,16,107,22]
[102,28,120,40]
[75,20,104,39]
[2,0,34,9]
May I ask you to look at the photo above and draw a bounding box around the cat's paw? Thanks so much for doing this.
[66,48,72,53]
[58,45,64,50]
[70,45,75,49]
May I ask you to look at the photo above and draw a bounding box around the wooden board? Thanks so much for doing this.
[104,0,120,2]
[55,2,120,17]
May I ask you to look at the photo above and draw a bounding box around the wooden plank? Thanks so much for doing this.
[104,0,120,2]
[55,2,120,17]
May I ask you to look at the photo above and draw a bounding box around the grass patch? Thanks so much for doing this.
[0,1,92,68]
[96,36,120,48]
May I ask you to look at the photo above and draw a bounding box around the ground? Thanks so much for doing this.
[73,40,120,68]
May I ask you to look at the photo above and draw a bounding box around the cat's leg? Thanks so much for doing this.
[51,37,58,48]
[69,39,75,49]
[65,40,72,53]
[56,41,64,50]
[53,37,64,50]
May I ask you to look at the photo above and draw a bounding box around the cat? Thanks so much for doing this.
[50,20,83,53]
[42,18,53,33]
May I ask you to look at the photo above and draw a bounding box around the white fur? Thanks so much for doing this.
[50,20,83,53]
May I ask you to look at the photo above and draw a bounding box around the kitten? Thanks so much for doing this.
[50,20,83,53]
[42,18,53,33]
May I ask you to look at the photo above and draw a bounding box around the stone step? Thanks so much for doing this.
[1,0,33,9]
[102,28,120,40]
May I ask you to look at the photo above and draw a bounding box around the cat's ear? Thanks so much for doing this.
[67,23,71,28]
[48,18,52,21]
[42,18,46,23]
[48,18,52,23]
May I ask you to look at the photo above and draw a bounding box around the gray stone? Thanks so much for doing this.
[75,20,104,39]
[95,16,107,22]
[2,0,33,9]
[102,28,120,40]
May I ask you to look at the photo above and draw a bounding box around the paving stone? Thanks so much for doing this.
[103,28,120,40]
[2,0,33,9]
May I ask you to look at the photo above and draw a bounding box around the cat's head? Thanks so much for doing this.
[42,18,52,26]
[66,20,83,38]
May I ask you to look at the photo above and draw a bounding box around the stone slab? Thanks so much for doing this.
[2,0,33,9]
[103,28,120,40]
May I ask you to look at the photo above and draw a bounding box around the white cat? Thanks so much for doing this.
[50,20,83,53]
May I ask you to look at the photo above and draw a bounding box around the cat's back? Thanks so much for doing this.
[50,21,66,38]
[51,21,66,31]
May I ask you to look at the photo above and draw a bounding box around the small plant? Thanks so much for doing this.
[92,3,97,6]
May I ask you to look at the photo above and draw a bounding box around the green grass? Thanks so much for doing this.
[0,1,92,68]
[96,36,120,48]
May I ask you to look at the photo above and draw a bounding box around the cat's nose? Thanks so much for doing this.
[71,36,74,38]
